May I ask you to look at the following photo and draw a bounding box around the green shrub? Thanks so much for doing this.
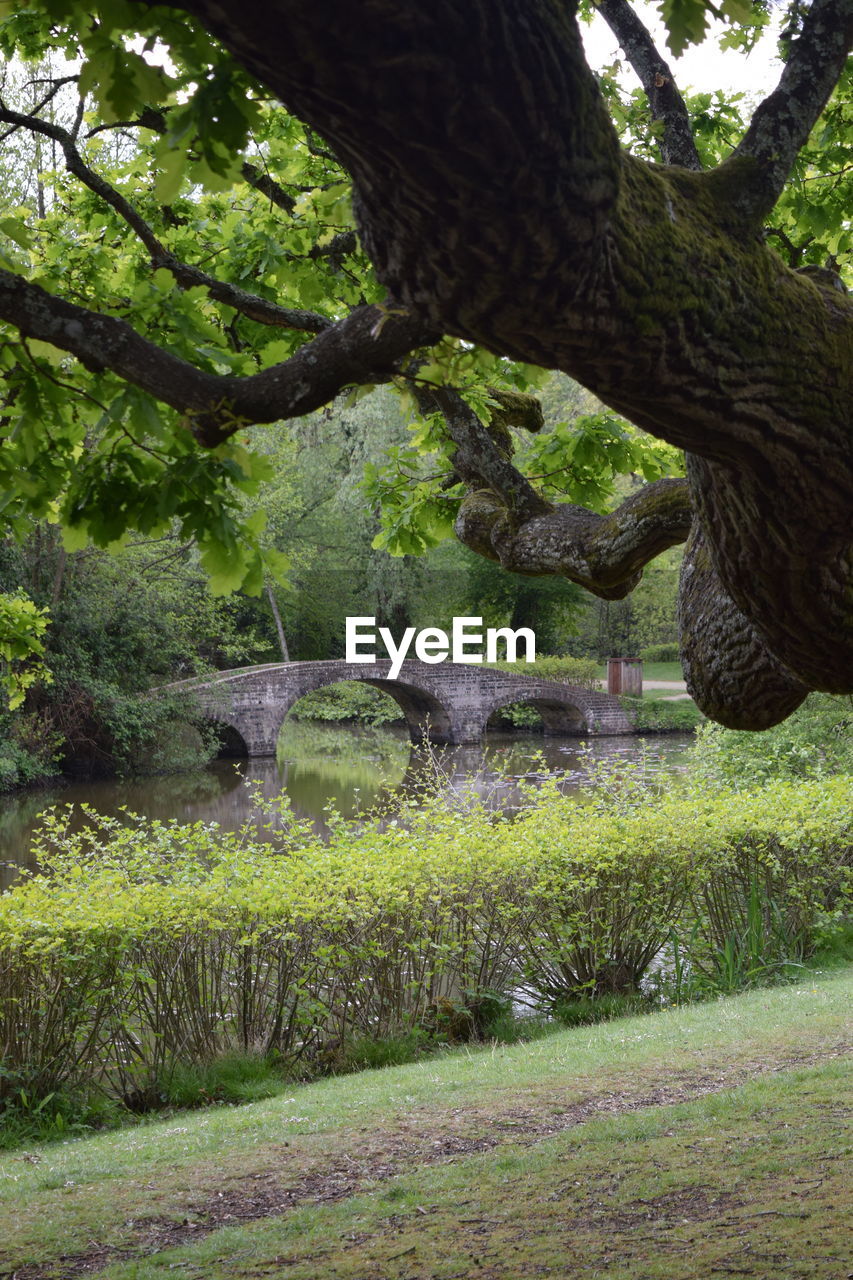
[289,681,404,725]
[0,711,62,791]
[0,778,848,1119]
[0,1071,118,1148]
[0,741,52,791]
[639,643,680,663]
[488,703,543,730]
[486,654,599,690]
[691,694,853,786]
[620,695,701,733]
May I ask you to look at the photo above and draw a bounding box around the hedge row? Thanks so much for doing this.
[639,643,680,663]
[0,778,849,1105]
[485,654,599,690]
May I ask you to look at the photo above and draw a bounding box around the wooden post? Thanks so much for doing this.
[622,658,643,697]
[607,657,622,695]
[607,657,643,697]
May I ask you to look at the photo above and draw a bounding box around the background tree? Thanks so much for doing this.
[0,0,848,731]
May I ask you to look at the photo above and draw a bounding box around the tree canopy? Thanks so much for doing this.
[0,0,849,730]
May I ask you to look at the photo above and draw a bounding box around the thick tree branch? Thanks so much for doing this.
[0,271,435,443]
[422,384,690,598]
[0,104,332,335]
[595,0,702,170]
[487,388,545,434]
[730,0,853,222]
[175,0,623,344]
[456,478,692,599]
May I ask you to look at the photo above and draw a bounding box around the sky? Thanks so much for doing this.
[123,6,786,108]
[580,3,784,103]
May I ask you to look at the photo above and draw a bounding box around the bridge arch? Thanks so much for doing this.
[275,675,456,745]
[210,720,250,758]
[355,678,455,743]
[189,664,460,755]
[163,659,633,753]
[479,690,592,738]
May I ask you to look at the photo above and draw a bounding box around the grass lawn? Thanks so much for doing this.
[642,661,685,683]
[1,965,850,1279]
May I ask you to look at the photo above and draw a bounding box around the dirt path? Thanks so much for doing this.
[643,679,691,701]
[596,678,691,700]
[5,1041,848,1280]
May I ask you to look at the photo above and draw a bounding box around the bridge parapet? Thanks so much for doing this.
[164,660,634,754]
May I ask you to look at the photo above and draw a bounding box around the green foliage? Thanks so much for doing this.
[691,694,853,786]
[288,681,404,726]
[486,654,599,689]
[640,643,680,663]
[520,412,682,509]
[0,589,50,709]
[619,694,702,733]
[490,702,544,730]
[0,1070,117,1148]
[0,776,848,1116]
[0,531,274,778]
[0,708,61,790]
[0,26,373,591]
[550,991,650,1027]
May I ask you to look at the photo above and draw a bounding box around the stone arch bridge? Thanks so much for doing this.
[162,661,634,755]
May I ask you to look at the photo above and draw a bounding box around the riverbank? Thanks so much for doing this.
[2,963,849,1278]
[0,730,696,888]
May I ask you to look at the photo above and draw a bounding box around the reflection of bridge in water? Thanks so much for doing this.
[164,660,634,754]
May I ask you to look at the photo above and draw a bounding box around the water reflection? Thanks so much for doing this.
[0,722,694,889]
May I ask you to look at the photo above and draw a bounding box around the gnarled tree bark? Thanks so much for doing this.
[163,0,852,728]
[0,0,848,729]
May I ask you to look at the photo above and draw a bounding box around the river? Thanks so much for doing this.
[0,722,695,889]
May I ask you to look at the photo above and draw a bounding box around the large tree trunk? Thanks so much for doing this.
[172,0,851,716]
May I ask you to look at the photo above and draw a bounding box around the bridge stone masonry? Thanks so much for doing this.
[163,660,634,755]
